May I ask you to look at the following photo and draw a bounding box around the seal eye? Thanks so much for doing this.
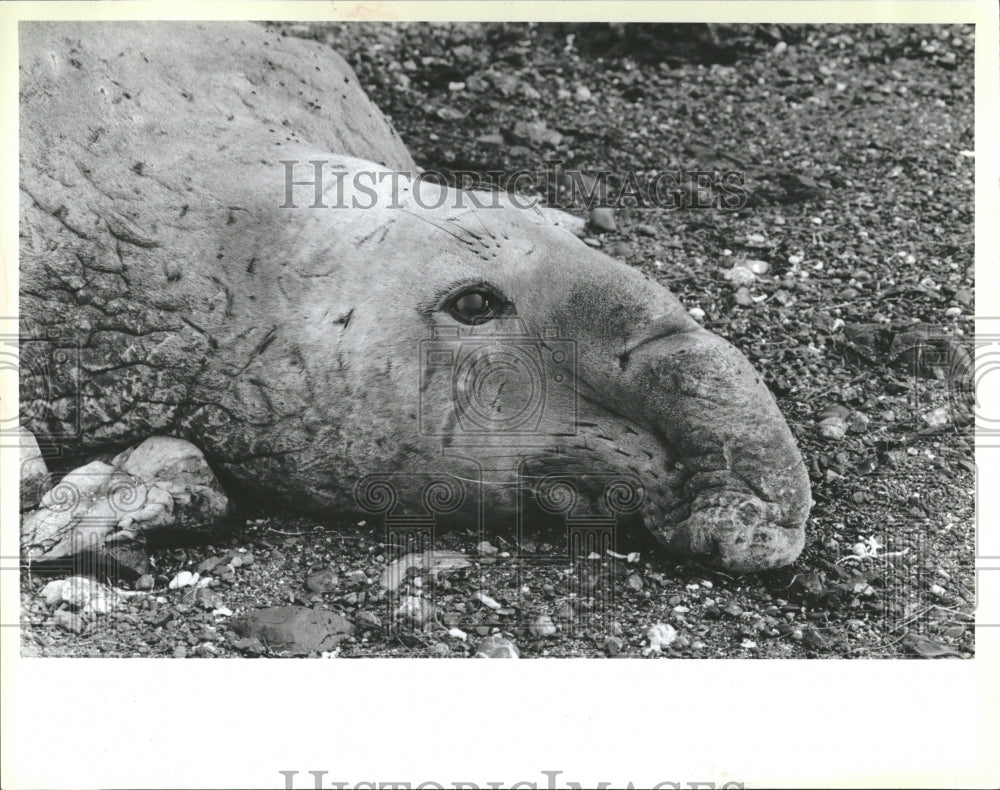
[448,288,500,325]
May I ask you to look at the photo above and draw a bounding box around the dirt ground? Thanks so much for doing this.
[20,22,975,659]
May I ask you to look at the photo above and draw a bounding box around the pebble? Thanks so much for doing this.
[734,287,753,306]
[54,609,85,634]
[477,540,498,556]
[173,645,188,658]
[928,583,946,597]
[575,85,593,101]
[305,568,339,594]
[196,557,222,574]
[448,627,468,641]
[602,636,624,656]
[356,611,382,629]
[135,574,155,591]
[817,416,848,440]
[529,614,558,638]
[722,603,744,618]
[475,591,502,610]
[852,542,868,556]
[396,596,435,626]
[473,635,519,658]
[196,642,219,657]
[727,265,756,286]
[635,223,657,237]
[588,207,617,232]
[343,569,367,585]
[625,573,644,592]
[688,307,706,321]
[645,622,677,653]
[168,571,197,590]
[747,259,770,275]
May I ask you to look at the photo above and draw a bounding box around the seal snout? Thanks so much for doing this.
[618,327,812,572]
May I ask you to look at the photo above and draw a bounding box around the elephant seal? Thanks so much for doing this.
[19,22,811,571]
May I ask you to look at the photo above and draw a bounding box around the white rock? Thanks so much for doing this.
[395,595,435,626]
[448,627,467,641]
[726,265,756,286]
[168,571,197,589]
[688,307,706,321]
[475,591,502,610]
[645,622,677,654]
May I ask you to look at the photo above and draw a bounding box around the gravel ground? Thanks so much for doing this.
[20,22,975,659]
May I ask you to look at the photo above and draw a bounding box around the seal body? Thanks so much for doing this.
[20,22,811,571]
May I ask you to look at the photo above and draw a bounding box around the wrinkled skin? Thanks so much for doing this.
[20,22,810,571]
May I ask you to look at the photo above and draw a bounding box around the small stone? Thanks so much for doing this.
[473,634,519,658]
[477,540,498,556]
[635,223,657,237]
[395,595,435,627]
[356,611,381,629]
[239,552,254,567]
[603,635,624,656]
[722,603,744,618]
[305,568,340,594]
[172,645,188,658]
[852,542,868,556]
[168,571,197,590]
[734,287,753,306]
[135,574,155,591]
[448,627,467,641]
[575,85,592,101]
[196,642,219,657]
[197,557,223,574]
[476,133,505,147]
[625,573,644,592]
[923,407,950,428]
[475,591,502,610]
[448,81,465,92]
[645,622,677,654]
[944,307,961,318]
[726,265,756,286]
[431,642,450,656]
[191,587,222,610]
[929,583,946,597]
[343,569,367,585]
[747,259,770,275]
[817,416,848,440]
[588,207,617,232]
[528,614,557,638]
[54,609,85,634]
[688,307,706,321]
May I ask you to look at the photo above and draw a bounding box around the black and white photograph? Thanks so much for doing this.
[2,2,998,788]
